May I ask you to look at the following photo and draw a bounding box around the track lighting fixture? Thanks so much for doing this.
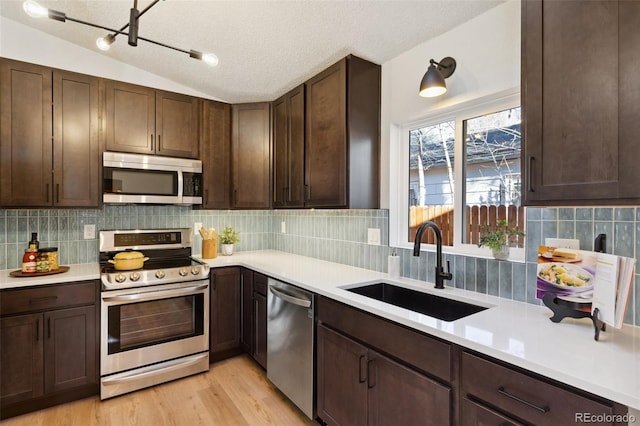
[23,0,219,67]
[419,57,456,98]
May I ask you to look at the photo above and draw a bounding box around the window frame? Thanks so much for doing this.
[389,89,524,262]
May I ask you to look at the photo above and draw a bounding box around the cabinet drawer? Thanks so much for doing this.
[1,281,97,316]
[461,352,615,425]
[317,296,451,382]
[253,273,267,296]
[461,397,523,426]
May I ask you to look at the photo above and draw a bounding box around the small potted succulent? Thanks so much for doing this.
[477,219,525,260]
[220,226,240,256]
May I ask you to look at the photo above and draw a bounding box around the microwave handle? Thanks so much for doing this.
[177,170,184,199]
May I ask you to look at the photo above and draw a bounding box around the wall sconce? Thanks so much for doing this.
[419,57,457,98]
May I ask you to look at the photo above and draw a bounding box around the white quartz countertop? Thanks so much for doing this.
[2,250,638,410]
[0,263,100,289]
[200,250,640,411]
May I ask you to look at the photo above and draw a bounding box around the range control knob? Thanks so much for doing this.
[155,270,166,279]
[129,272,141,281]
[191,267,201,275]
[115,273,126,283]
[178,268,188,277]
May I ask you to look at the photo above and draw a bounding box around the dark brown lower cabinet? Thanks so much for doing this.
[0,281,98,420]
[252,290,267,369]
[210,267,242,361]
[460,351,627,426]
[317,324,450,426]
[239,268,267,369]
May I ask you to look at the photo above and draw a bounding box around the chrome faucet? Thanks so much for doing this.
[412,221,452,289]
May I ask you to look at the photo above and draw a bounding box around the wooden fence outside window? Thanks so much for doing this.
[409,204,525,247]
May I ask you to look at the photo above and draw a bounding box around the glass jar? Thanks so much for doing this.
[22,249,37,273]
[38,247,58,271]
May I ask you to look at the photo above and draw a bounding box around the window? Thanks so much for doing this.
[390,91,524,260]
[463,107,524,248]
[408,120,455,245]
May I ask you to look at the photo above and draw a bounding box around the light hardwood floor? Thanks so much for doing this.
[1,356,317,426]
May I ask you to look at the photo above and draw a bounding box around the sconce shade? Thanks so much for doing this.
[419,57,456,98]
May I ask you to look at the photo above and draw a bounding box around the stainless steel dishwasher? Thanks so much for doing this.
[267,278,315,419]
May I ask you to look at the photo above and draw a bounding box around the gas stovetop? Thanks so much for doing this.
[99,228,210,291]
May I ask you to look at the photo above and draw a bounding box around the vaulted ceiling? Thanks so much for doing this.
[0,0,503,103]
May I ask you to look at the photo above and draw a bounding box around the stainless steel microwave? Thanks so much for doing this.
[103,152,203,205]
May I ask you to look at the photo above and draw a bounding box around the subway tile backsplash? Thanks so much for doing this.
[0,206,638,326]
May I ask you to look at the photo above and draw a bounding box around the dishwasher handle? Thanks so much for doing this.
[269,286,311,308]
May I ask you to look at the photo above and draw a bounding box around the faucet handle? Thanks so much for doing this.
[444,260,453,280]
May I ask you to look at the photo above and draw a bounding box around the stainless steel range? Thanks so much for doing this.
[99,228,210,399]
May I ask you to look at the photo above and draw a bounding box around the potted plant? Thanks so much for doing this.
[477,219,525,260]
[220,226,240,256]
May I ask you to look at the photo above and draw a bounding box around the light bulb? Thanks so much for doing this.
[96,35,115,51]
[419,86,447,98]
[201,53,219,67]
[23,0,48,18]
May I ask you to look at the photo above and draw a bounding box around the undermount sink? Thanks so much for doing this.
[345,282,489,321]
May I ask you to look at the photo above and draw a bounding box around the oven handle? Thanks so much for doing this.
[102,284,208,303]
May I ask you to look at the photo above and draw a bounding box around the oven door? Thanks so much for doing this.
[100,280,209,376]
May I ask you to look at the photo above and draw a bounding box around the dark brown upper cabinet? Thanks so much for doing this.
[231,103,271,209]
[105,80,199,159]
[273,84,305,208]
[305,55,380,209]
[0,59,100,208]
[200,100,232,209]
[522,0,640,205]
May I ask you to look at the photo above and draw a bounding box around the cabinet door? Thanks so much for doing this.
[53,70,101,207]
[210,267,241,355]
[0,313,44,406]
[240,268,253,353]
[272,85,305,208]
[0,59,53,207]
[305,59,347,207]
[253,292,267,369]
[522,0,640,204]
[201,100,232,208]
[44,306,97,394]
[288,85,305,207]
[155,90,199,158]
[317,324,367,426]
[232,103,271,209]
[105,80,155,155]
[272,94,289,208]
[367,349,451,426]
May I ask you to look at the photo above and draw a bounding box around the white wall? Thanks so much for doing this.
[381,0,521,209]
[0,16,219,100]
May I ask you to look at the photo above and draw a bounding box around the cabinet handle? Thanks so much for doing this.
[158,134,162,152]
[283,187,288,203]
[233,190,238,206]
[497,386,550,413]
[304,185,310,201]
[367,359,376,389]
[47,317,51,339]
[528,156,535,193]
[45,183,50,203]
[358,355,366,383]
[151,134,155,152]
[211,275,216,290]
[35,318,39,341]
[204,190,209,205]
[56,184,60,203]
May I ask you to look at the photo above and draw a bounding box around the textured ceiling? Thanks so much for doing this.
[0,0,503,103]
